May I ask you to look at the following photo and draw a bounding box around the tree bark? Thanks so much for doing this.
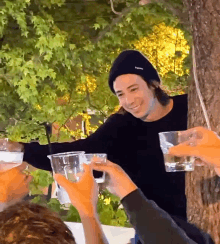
[183,0,220,242]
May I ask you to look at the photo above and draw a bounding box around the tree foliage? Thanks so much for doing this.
[133,22,190,94]
[0,0,190,143]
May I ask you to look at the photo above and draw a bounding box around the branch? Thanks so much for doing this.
[80,54,108,118]
[93,3,139,43]
[0,74,13,86]
[139,0,151,5]
[94,0,189,44]
[109,0,121,15]
[139,0,190,28]
[56,109,78,141]
[85,87,108,118]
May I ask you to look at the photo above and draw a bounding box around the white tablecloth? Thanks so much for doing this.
[64,222,135,244]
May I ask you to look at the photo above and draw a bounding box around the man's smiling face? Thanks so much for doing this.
[113,74,155,119]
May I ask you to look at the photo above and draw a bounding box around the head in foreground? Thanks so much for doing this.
[0,200,76,244]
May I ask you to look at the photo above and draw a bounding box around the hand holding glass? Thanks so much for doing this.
[47,152,107,204]
[81,154,107,183]
[159,131,195,172]
[48,152,85,204]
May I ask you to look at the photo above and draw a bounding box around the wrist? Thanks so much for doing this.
[79,210,99,220]
[77,205,98,218]
[119,183,138,200]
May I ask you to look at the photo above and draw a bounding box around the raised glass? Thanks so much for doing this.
[0,139,23,171]
[159,131,195,172]
[48,151,85,204]
[81,153,107,183]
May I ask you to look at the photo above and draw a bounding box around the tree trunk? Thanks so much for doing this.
[183,0,220,242]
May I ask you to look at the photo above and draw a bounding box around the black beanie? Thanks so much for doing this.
[108,50,161,94]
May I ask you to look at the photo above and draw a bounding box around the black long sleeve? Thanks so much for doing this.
[121,189,213,244]
[23,114,125,171]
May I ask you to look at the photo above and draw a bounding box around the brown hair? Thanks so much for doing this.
[148,81,170,106]
[0,200,76,244]
[116,80,170,115]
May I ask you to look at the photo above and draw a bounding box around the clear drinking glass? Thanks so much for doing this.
[158,131,195,172]
[81,153,107,183]
[47,151,85,204]
[0,138,24,171]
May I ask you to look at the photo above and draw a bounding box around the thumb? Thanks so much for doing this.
[169,144,197,156]
[81,163,94,180]
[82,162,92,174]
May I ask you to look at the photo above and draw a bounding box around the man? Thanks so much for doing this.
[6,50,189,243]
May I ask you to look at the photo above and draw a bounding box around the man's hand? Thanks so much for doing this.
[0,162,33,204]
[169,127,220,170]
[54,163,99,217]
[91,159,138,200]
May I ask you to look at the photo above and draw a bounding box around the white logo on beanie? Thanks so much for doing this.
[135,66,143,70]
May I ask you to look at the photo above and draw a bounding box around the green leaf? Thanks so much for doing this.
[30,195,42,204]
[99,205,114,225]
[64,204,81,222]
[93,23,100,30]
[47,198,63,213]
[126,16,132,23]
[69,44,76,50]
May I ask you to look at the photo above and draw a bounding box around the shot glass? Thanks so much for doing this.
[158,131,195,172]
[81,153,107,183]
[47,151,85,204]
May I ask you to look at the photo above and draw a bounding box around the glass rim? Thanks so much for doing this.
[48,151,85,158]
[158,131,183,135]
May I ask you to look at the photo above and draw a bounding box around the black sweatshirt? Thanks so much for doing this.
[24,94,188,219]
[121,189,214,244]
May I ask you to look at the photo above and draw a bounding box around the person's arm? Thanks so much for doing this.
[121,189,212,244]
[54,163,111,244]
[23,140,85,171]
[79,211,109,244]
[122,189,197,244]
[91,160,200,243]
[22,114,124,171]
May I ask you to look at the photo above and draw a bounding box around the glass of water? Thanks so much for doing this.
[81,153,107,183]
[0,152,24,171]
[48,151,85,204]
[0,138,24,171]
[158,131,195,172]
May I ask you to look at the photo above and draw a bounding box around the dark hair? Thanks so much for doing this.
[147,81,170,106]
[0,200,76,244]
[117,80,170,115]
